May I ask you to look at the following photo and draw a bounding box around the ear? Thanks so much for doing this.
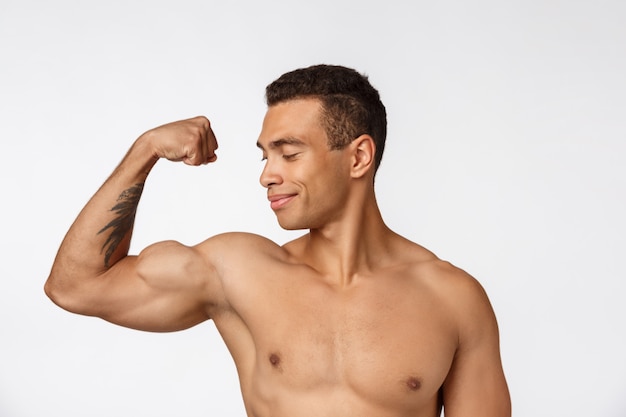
[349,134,376,179]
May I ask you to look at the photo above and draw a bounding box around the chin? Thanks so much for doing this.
[277,220,308,231]
[275,214,311,231]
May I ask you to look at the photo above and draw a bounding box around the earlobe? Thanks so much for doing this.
[351,135,376,179]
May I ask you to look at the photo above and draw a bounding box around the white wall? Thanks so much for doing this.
[1,1,624,416]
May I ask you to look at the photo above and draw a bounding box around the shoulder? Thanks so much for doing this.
[193,232,295,277]
[138,233,285,273]
[396,240,497,339]
[394,236,487,304]
[420,257,486,299]
[383,235,490,307]
[420,256,499,349]
[195,232,287,257]
[411,248,491,309]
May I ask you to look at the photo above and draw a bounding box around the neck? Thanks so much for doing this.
[298,192,395,286]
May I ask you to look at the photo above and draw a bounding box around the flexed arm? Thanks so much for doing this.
[45,116,221,331]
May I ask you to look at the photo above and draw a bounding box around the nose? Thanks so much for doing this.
[259,158,283,188]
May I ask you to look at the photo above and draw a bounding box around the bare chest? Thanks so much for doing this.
[230,273,457,413]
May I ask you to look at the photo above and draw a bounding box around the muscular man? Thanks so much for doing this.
[45,65,510,417]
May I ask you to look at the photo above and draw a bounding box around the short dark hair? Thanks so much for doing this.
[265,64,387,173]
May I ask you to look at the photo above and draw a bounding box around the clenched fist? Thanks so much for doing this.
[141,116,218,166]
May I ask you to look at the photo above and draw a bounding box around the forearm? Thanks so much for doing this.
[46,136,157,293]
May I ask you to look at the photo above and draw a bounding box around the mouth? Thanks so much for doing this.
[268,194,297,210]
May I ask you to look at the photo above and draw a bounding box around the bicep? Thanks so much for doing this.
[81,240,222,332]
[442,278,511,417]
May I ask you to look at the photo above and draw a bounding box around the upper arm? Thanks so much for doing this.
[54,239,225,332]
[441,273,511,417]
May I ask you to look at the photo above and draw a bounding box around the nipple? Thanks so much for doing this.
[269,353,282,371]
[406,376,422,391]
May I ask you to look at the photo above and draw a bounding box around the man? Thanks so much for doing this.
[45,64,510,416]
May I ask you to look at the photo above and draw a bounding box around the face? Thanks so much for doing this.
[257,98,352,230]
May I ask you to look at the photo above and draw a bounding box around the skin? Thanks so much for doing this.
[45,98,511,417]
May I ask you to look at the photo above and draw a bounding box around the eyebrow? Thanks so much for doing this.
[256,137,306,150]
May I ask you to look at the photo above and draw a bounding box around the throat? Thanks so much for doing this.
[300,224,395,283]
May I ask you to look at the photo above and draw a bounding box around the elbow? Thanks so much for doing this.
[44,269,103,317]
[44,273,64,307]
[44,272,78,312]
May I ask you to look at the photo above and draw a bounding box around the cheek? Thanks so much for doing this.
[314,168,350,207]
[296,153,350,199]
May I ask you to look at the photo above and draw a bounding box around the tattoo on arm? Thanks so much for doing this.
[97,183,145,267]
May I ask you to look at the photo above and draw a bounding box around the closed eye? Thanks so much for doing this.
[283,153,300,161]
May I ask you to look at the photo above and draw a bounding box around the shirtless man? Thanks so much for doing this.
[45,64,510,417]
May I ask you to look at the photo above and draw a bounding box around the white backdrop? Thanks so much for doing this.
[1,1,625,416]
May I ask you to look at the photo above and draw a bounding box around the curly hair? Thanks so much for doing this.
[265,64,387,173]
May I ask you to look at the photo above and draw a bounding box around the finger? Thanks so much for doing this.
[195,116,214,164]
[207,126,218,160]
[201,125,217,164]
[182,146,200,166]
[200,127,209,164]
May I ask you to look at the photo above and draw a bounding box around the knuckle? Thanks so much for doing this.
[194,115,210,128]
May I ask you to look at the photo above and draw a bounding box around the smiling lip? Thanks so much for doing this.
[268,194,296,210]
